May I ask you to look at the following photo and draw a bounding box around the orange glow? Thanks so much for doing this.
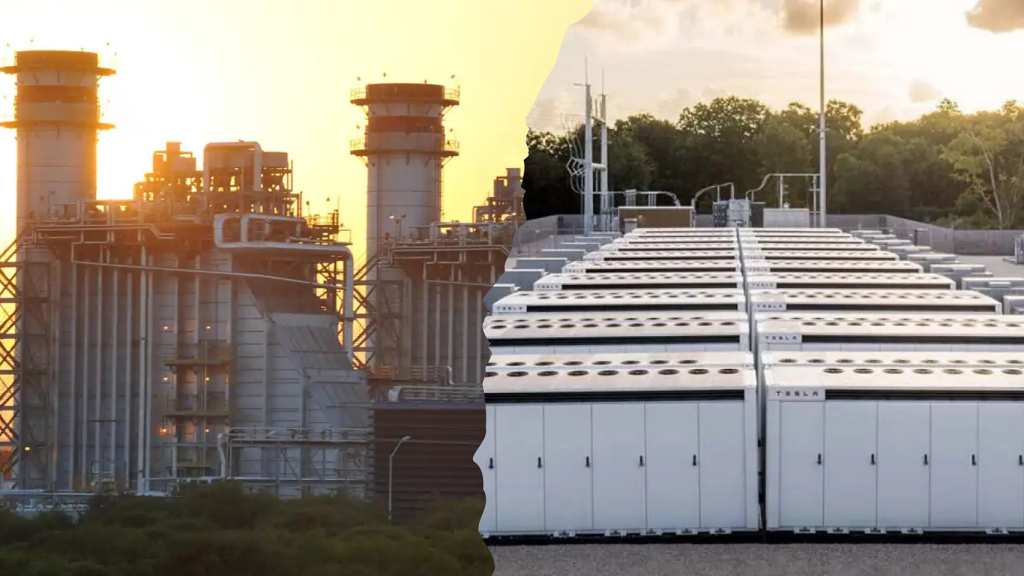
[0,0,594,257]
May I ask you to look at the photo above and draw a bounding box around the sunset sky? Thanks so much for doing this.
[3,0,1023,257]
[530,0,1024,132]
[0,0,592,258]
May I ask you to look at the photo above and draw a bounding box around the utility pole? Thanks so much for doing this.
[599,71,609,232]
[583,61,594,235]
[575,59,607,236]
[818,0,827,228]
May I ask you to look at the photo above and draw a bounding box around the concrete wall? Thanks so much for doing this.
[513,212,1022,256]
[828,214,1023,256]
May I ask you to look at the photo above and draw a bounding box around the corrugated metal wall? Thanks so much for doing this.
[372,404,484,523]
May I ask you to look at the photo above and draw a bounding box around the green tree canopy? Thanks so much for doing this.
[524,96,1024,229]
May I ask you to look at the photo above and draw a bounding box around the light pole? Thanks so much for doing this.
[388,435,411,525]
[389,214,406,239]
[818,0,827,228]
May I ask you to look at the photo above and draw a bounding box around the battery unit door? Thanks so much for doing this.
[592,403,648,532]
[542,404,594,533]
[494,404,545,533]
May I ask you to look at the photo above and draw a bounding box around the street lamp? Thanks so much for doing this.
[818,0,827,228]
[389,214,406,238]
[388,435,412,525]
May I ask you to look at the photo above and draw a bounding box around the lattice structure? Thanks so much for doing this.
[0,234,52,485]
[355,223,512,393]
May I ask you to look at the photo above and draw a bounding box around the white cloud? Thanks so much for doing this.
[525,91,579,132]
[779,0,861,36]
[908,79,942,103]
[655,86,695,120]
[966,0,1024,33]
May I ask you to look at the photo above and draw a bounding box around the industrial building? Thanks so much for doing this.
[2,50,368,496]
[1,50,521,521]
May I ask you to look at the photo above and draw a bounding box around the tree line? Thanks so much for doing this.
[523,97,1024,230]
[0,483,491,576]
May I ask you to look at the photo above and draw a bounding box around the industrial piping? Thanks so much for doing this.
[212,214,355,357]
[203,142,263,194]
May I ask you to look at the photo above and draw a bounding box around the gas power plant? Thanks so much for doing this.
[0,50,523,519]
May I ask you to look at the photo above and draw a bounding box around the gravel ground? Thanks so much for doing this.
[490,544,1024,576]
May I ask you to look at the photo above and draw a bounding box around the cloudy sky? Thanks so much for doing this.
[528,0,1024,132]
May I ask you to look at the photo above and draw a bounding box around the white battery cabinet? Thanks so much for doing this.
[742,260,924,275]
[615,236,736,244]
[742,243,879,252]
[486,350,755,374]
[749,289,1002,315]
[739,228,845,236]
[491,289,747,316]
[480,364,760,537]
[564,260,744,275]
[534,272,745,292]
[484,314,750,354]
[744,273,955,292]
[626,228,737,238]
[757,315,1024,353]
[765,364,1024,533]
[602,242,739,252]
[739,237,866,245]
[759,350,1024,371]
[744,250,898,262]
[585,250,740,262]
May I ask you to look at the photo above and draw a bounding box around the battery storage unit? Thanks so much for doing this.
[743,260,924,275]
[478,362,760,537]
[487,350,756,373]
[739,237,867,246]
[757,315,1024,352]
[491,289,747,315]
[745,273,955,291]
[565,260,744,275]
[535,272,745,292]
[601,243,739,252]
[614,237,739,245]
[626,228,738,236]
[739,229,846,237]
[741,243,878,252]
[760,351,1024,370]
[485,314,750,354]
[764,362,1024,534]
[585,250,741,262]
[749,289,1002,315]
[743,250,899,262]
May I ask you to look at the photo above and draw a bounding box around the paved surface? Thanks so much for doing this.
[956,255,1024,278]
[490,543,1024,576]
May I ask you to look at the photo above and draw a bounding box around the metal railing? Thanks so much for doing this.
[370,365,451,384]
[389,385,483,403]
[349,137,459,154]
[164,341,233,364]
[0,48,118,71]
[226,427,371,445]
[165,395,229,415]
[4,96,106,125]
[350,87,459,102]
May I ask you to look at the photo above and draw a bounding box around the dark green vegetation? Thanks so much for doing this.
[0,483,492,576]
[525,97,1024,230]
